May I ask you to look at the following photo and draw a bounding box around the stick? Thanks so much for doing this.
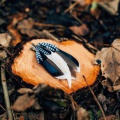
[83,75,106,120]
[42,30,59,42]
[63,2,78,14]
[0,44,12,56]
[1,63,13,120]
[68,95,80,110]
[70,14,83,25]
[0,104,6,112]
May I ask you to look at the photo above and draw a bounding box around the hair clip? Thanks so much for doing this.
[31,42,80,88]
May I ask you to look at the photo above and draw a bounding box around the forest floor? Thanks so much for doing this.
[0,0,120,120]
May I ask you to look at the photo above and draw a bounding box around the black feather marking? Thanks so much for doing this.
[35,43,64,77]
[42,59,63,77]
[57,49,79,70]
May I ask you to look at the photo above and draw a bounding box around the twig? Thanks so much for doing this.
[63,2,78,14]
[0,104,6,112]
[0,44,12,56]
[90,42,111,47]
[35,22,65,28]
[83,75,106,120]
[70,13,83,25]
[68,95,80,110]
[1,63,13,120]
[72,34,98,53]
[42,30,59,42]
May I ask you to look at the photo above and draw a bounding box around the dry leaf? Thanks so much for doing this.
[77,107,89,120]
[69,24,89,36]
[17,18,34,30]
[101,79,113,92]
[0,33,12,47]
[99,114,117,120]
[0,33,12,60]
[17,88,33,94]
[11,94,36,111]
[28,111,44,120]
[17,18,42,37]
[11,84,48,111]
[75,0,86,6]
[98,94,109,112]
[98,0,119,15]
[93,39,120,86]
[113,84,120,91]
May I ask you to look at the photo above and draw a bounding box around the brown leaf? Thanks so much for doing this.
[11,84,48,111]
[17,88,33,94]
[0,33,12,47]
[11,94,36,111]
[76,107,89,120]
[17,18,42,37]
[28,111,44,120]
[17,18,34,30]
[113,84,120,91]
[0,33,12,60]
[76,0,86,6]
[69,24,89,36]
[98,0,119,15]
[98,94,109,111]
[93,39,120,86]
[101,79,113,92]
[98,114,117,120]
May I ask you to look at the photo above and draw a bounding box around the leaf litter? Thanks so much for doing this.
[0,0,120,119]
[93,39,120,90]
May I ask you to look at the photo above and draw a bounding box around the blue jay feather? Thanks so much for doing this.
[36,43,80,71]
[31,42,80,88]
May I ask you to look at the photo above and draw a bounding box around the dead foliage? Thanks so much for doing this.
[94,39,120,91]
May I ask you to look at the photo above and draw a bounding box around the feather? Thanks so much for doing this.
[46,52,72,88]
[57,49,80,72]
[38,42,80,72]
[31,42,80,88]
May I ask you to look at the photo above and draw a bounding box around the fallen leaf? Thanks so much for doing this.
[11,84,50,111]
[101,79,113,92]
[17,88,33,94]
[98,94,110,112]
[98,114,117,120]
[28,111,44,120]
[17,18,34,30]
[75,0,86,6]
[0,33,12,60]
[77,107,89,120]
[93,39,120,86]
[69,24,89,36]
[11,93,36,111]
[17,18,42,37]
[32,99,41,110]
[113,84,120,91]
[17,18,43,37]
[98,0,119,15]
[0,33,12,47]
